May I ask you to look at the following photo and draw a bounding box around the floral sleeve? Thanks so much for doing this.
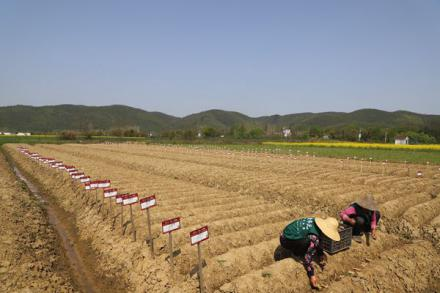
[304,234,322,277]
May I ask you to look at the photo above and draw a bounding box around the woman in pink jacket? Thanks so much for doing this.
[339,194,381,242]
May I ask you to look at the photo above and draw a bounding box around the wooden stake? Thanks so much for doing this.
[169,232,174,281]
[108,197,112,216]
[197,242,205,293]
[146,208,154,257]
[121,204,124,235]
[130,204,136,241]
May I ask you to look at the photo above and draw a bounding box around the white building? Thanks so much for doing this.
[395,136,409,145]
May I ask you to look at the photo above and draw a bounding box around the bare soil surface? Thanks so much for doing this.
[0,151,76,292]
[4,143,440,293]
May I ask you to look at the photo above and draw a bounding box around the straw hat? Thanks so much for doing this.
[315,217,340,241]
[355,194,378,211]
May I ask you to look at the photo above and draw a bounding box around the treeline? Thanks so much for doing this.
[59,124,437,144]
[296,126,437,144]
[161,125,437,143]
[160,125,265,140]
[60,127,146,140]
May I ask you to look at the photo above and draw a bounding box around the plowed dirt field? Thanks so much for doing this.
[0,151,76,292]
[4,143,440,293]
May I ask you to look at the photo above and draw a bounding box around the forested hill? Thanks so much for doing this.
[0,105,177,132]
[0,105,439,139]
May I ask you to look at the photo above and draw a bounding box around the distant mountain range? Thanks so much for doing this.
[1,105,439,136]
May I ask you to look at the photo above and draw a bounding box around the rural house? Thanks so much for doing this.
[395,136,409,145]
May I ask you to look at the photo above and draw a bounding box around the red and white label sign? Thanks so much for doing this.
[190,226,209,245]
[140,195,157,210]
[66,166,76,172]
[79,176,90,183]
[68,169,79,175]
[71,172,85,179]
[162,217,181,234]
[84,183,91,190]
[98,180,111,188]
[116,193,127,204]
[104,188,118,198]
[122,193,139,206]
[89,181,100,189]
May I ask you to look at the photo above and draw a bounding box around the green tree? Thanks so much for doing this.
[406,131,436,144]
[202,127,218,138]
[309,127,322,138]
[110,128,124,137]
[248,128,264,139]
[183,130,196,140]
[160,131,176,140]
[231,124,247,139]
[60,131,78,140]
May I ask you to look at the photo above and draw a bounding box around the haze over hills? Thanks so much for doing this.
[0,105,439,138]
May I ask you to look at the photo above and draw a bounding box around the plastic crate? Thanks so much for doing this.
[321,224,352,254]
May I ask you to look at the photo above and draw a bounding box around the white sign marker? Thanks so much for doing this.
[116,194,126,204]
[79,176,91,183]
[104,188,118,198]
[190,226,209,245]
[140,195,156,210]
[122,193,139,206]
[162,217,181,234]
[98,180,111,188]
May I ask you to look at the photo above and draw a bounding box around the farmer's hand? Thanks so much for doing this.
[310,275,319,289]
[348,218,356,226]
[371,229,377,240]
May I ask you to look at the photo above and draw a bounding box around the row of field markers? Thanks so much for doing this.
[18,146,209,291]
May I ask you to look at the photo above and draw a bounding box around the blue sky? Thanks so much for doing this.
[0,1,439,117]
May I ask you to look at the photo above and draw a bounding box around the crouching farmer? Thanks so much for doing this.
[279,217,340,289]
[339,194,381,242]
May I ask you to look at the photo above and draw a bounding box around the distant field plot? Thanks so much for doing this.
[6,143,440,292]
[264,141,440,151]
[0,135,61,145]
[189,142,440,165]
[0,135,148,145]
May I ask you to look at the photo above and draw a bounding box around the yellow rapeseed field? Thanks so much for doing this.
[263,141,440,151]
